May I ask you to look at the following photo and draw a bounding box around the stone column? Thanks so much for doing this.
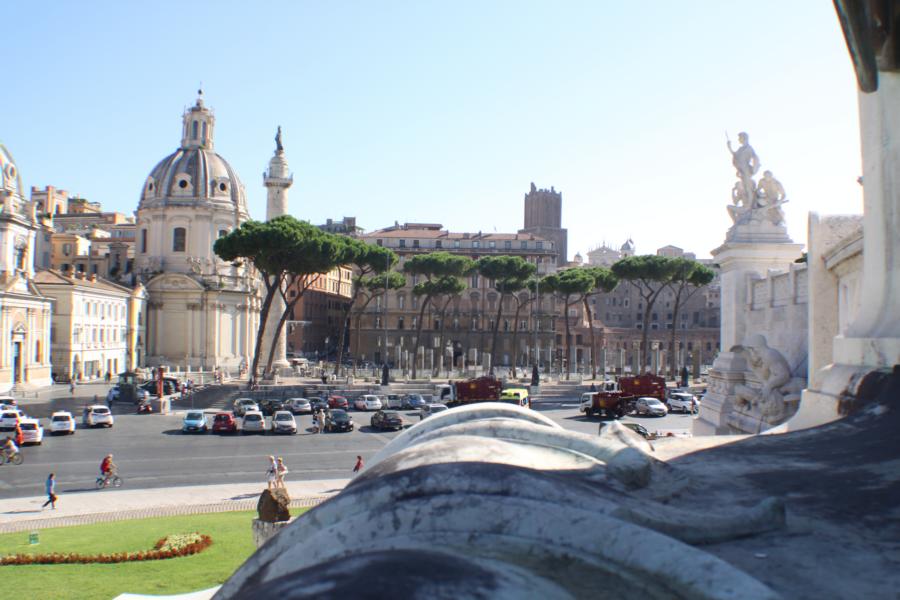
[618,348,625,375]
[659,350,667,379]
[599,348,607,380]
[630,342,640,374]
[650,343,659,376]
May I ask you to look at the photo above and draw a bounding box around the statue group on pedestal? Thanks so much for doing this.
[726,132,788,228]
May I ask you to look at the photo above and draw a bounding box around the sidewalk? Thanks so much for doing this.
[0,479,349,533]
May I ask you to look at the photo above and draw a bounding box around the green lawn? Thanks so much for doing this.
[0,508,307,600]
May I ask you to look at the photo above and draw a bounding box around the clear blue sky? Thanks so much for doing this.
[5,1,860,259]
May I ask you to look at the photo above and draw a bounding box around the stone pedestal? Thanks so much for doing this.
[697,234,802,435]
[252,518,294,549]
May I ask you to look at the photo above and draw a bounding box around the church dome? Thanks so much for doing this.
[621,238,635,251]
[0,143,24,203]
[138,93,248,217]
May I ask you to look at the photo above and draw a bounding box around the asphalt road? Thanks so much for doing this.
[0,404,695,500]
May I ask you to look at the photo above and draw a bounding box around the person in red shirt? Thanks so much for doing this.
[353,456,363,473]
[14,422,23,446]
[99,454,116,485]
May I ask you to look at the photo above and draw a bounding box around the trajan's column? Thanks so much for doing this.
[262,127,293,373]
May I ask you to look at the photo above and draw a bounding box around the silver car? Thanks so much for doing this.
[287,398,312,414]
[635,397,668,417]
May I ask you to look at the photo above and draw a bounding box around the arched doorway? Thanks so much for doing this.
[11,323,26,384]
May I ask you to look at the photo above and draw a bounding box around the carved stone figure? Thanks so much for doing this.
[731,334,804,423]
[187,256,203,275]
[275,126,283,153]
[727,132,759,206]
[725,136,790,229]
[756,170,785,205]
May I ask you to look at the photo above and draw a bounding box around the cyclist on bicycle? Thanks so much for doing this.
[99,453,116,485]
[2,437,17,462]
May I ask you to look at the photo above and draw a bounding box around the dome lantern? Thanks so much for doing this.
[180,89,215,150]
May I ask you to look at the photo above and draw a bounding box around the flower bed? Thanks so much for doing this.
[0,533,212,565]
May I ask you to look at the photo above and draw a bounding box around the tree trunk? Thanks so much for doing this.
[351,293,377,377]
[411,295,431,379]
[250,275,280,386]
[434,296,453,377]
[583,297,597,380]
[510,298,525,379]
[563,296,573,380]
[639,285,665,372]
[334,283,362,377]
[264,274,316,377]
[489,294,504,373]
[669,285,683,381]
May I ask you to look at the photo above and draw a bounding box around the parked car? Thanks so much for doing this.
[286,397,312,414]
[324,409,354,432]
[310,397,329,412]
[666,392,698,413]
[354,395,383,411]
[635,397,668,417]
[50,411,76,435]
[241,410,266,434]
[272,411,298,435]
[402,394,426,409]
[621,422,656,440]
[371,410,404,431]
[419,403,449,420]
[328,396,349,410]
[182,411,208,434]
[107,385,150,404]
[0,409,26,431]
[386,394,404,409]
[233,398,259,417]
[259,399,287,416]
[212,412,238,434]
[0,395,17,407]
[19,419,43,445]
[140,377,181,397]
[83,405,114,427]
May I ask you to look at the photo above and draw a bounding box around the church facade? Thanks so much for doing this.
[0,144,53,390]
[133,95,261,371]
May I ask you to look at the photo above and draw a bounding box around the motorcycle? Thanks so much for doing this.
[136,401,153,414]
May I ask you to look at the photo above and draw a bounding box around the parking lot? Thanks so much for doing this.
[0,397,697,500]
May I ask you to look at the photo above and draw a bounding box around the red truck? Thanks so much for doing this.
[580,374,666,418]
[436,377,503,407]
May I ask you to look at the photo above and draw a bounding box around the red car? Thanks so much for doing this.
[212,412,237,434]
[328,396,349,410]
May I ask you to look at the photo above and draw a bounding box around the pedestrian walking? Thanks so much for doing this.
[311,412,319,434]
[42,473,57,510]
[14,422,23,447]
[266,455,278,490]
[276,457,288,488]
[69,380,76,394]
[353,455,364,473]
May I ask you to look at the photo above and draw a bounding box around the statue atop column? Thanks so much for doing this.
[724,132,791,238]
[275,126,283,154]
